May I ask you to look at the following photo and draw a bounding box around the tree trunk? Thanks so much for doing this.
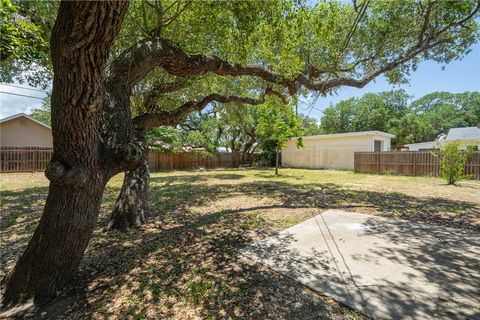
[241,148,246,164]
[108,154,150,232]
[241,137,256,165]
[1,1,129,308]
[275,146,280,175]
[1,182,106,305]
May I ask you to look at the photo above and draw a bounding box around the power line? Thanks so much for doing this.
[341,0,370,55]
[307,93,321,117]
[0,83,49,93]
[0,91,45,100]
[307,0,370,116]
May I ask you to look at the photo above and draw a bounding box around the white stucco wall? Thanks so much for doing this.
[282,133,392,170]
[0,117,53,147]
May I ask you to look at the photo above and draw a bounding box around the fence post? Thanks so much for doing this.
[412,152,416,176]
[354,152,357,173]
[377,153,380,174]
[33,149,37,172]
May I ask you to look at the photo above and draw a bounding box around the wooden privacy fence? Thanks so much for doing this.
[148,151,256,171]
[354,151,480,179]
[0,147,256,173]
[0,146,53,173]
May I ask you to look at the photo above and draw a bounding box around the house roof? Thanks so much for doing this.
[0,113,51,130]
[294,130,395,141]
[446,127,480,141]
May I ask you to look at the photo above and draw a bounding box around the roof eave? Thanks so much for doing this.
[292,131,395,140]
[0,113,51,130]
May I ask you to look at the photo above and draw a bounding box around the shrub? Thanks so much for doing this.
[435,142,469,185]
[466,145,479,152]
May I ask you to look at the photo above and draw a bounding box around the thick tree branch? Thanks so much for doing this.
[418,1,434,46]
[306,46,386,79]
[107,37,296,93]
[143,78,189,109]
[297,38,451,93]
[438,1,480,35]
[133,88,282,129]
[298,2,479,93]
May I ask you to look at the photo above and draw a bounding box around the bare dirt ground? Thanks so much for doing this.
[1,168,479,319]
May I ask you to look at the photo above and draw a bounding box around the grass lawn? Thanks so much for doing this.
[1,168,479,319]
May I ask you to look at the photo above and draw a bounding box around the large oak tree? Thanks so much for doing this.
[1,0,479,308]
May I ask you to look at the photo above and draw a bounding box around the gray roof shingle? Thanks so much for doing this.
[446,127,480,141]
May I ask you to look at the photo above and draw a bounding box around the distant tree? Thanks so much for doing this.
[218,103,260,161]
[319,99,356,134]
[410,91,480,141]
[257,100,302,175]
[145,126,182,152]
[319,90,480,146]
[299,114,322,136]
[180,108,224,153]
[175,103,264,162]
[28,94,51,125]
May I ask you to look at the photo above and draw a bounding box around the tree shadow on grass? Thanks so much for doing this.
[0,186,49,279]
[79,176,479,318]
[352,216,480,319]
[1,173,479,319]
[0,187,48,229]
[211,173,245,180]
[69,207,354,319]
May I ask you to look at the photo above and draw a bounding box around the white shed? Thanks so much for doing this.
[282,131,394,170]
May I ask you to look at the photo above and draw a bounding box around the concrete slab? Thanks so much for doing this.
[241,210,480,319]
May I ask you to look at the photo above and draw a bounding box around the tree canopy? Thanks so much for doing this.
[4,0,480,114]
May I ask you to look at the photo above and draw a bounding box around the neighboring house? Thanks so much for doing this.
[405,127,480,151]
[282,131,394,170]
[0,113,52,147]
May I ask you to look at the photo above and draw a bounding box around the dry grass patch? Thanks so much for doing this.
[1,168,479,319]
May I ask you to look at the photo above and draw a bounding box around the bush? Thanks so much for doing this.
[436,142,469,185]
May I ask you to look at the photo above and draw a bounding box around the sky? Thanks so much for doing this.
[1,43,479,120]
[0,83,49,118]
